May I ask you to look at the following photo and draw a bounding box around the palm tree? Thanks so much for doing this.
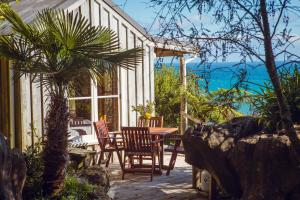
[0,6,143,197]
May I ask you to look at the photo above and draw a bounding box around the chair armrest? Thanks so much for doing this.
[150,139,163,144]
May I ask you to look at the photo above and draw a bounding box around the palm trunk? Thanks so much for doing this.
[42,93,69,197]
[260,0,300,154]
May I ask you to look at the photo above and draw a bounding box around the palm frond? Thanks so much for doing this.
[0,6,144,92]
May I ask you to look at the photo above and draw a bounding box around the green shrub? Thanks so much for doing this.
[251,66,300,132]
[22,138,95,200]
[155,65,243,126]
[59,176,94,200]
[22,138,44,199]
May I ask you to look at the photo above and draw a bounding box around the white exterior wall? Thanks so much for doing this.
[18,0,156,147]
[128,31,137,126]
[20,76,32,147]
[89,0,156,127]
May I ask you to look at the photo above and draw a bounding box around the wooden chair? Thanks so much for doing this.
[164,134,185,176]
[93,120,123,169]
[137,116,163,165]
[138,116,163,128]
[121,127,161,181]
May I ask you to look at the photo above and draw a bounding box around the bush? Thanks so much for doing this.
[251,66,300,132]
[155,65,243,126]
[22,139,96,200]
[59,176,94,200]
[22,138,44,199]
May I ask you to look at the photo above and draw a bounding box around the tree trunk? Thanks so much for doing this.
[0,133,27,200]
[259,0,300,155]
[42,93,69,197]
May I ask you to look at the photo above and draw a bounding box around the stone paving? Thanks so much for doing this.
[107,153,207,200]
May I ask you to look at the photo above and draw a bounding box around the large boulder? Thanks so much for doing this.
[183,117,300,200]
[79,166,111,200]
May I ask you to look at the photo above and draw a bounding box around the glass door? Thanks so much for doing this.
[96,68,119,131]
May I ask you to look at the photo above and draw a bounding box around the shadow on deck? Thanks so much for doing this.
[106,153,206,200]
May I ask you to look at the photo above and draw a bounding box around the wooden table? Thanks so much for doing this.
[149,127,178,170]
[112,127,178,173]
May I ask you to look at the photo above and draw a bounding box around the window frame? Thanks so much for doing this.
[68,74,120,144]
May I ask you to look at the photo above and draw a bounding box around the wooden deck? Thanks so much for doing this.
[107,152,206,200]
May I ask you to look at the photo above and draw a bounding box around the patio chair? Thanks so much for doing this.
[164,134,185,176]
[121,127,161,181]
[138,116,164,128]
[137,116,163,165]
[93,120,123,169]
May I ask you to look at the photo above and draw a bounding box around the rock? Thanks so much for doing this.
[183,117,300,200]
[217,116,264,139]
[79,166,111,200]
[0,133,27,200]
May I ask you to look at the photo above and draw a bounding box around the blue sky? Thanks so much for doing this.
[113,1,156,29]
[113,0,300,62]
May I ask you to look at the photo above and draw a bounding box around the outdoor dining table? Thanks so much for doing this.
[111,127,178,173]
[149,127,178,170]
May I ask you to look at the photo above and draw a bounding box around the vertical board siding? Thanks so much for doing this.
[21,76,33,147]
[110,16,121,128]
[119,24,128,126]
[101,8,109,27]
[143,45,150,105]
[149,46,155,103]
[136,38,144,107]
[9,67,15,147]
[0,60,11,143]
[128,31,136,126]
[93,2,100,26]
[81,0,90,19]
[111,16,119,36]
[31,82,43,141]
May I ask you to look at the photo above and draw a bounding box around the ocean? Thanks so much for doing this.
[163,62,283,114]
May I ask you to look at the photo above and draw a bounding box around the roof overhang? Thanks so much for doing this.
[153,37,198,57]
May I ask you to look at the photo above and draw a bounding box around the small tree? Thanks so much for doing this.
[0,6,142,197]
[155,65,243,126]
[150,0,300,153]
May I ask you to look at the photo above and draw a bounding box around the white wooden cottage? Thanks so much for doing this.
[0,0,193,149]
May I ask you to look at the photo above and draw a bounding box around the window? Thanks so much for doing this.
[68,69,119,144]
[97,69,119,131]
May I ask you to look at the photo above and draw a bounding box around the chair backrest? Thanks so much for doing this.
[137,116,163,128]
[93,120,110,149]
[121,127,153,152]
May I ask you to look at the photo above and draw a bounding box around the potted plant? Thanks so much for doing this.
[132,101,154,126]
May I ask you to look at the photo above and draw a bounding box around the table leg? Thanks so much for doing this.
[160,136,164,168]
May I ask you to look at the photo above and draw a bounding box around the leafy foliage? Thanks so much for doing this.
[0,6,143,197]
[23,142,95,200]
[251,66,300,132]
[155,65,243,127]
[0,6,143,94]
[132,101,155,119]
[59,176,94,200]
[22,138,44,199]
[155,66,181,127]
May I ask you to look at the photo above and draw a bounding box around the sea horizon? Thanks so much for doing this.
[160,61,298,114]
